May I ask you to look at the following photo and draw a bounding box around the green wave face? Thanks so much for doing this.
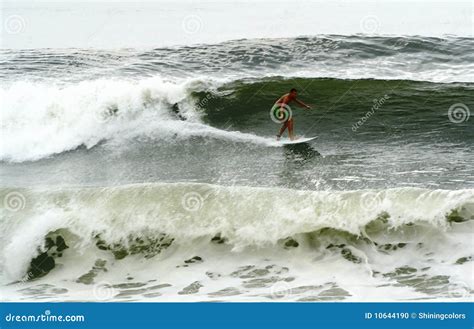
[197,77,473,143]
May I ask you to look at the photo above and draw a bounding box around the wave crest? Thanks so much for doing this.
[1,183,472,279]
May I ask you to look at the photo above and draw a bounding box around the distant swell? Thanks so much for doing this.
[1,35,473,83]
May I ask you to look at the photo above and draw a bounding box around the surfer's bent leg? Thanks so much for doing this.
[277,121,288,140]
[288,118,295,140]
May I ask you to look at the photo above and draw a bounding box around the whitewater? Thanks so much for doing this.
[1,33,473,301]
[1,184,472,301]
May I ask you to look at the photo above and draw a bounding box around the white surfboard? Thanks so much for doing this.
[278,136,318,145]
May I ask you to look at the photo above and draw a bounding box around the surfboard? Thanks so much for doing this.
[278,136,318,145]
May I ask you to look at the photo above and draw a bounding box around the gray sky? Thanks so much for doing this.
[1,1,472,48]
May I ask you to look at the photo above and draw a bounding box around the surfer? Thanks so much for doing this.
[275,88,311,141]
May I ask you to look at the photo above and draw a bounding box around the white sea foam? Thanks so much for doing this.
[0,183,472,296]
[0,76,230,162]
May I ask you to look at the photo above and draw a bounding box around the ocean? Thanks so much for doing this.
[0,2,473,302]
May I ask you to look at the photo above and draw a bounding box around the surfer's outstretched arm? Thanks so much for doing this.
[295,99,311,109]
